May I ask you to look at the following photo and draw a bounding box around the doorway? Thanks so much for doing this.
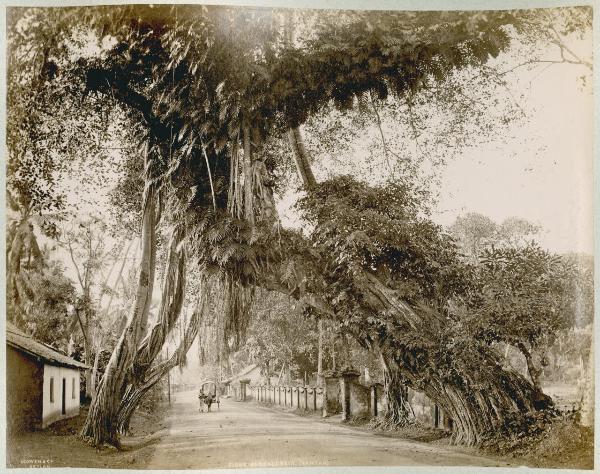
[61,378,66,415]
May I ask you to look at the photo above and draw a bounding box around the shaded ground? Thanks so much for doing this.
[6,404,167,469]
[264,397,593,470]
[146,390,513,469]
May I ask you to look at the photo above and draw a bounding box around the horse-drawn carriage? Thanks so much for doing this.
[198,380,220,413]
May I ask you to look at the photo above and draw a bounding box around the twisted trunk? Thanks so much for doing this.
[116,294,205,434]
[80,179,158,447]
[131,229,186,375]
[379,351,412,424]
[7,219,39,323]
[378,339,550,445]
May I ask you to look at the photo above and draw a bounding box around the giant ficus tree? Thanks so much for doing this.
[7,4,591,447]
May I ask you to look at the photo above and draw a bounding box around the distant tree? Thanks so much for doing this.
[560,253,594,328]
[449,213,498,260]
[467,243,574,391]
[239,291,317,383]
[57,217,112,398]
[21,253,76,352]
[496,217,541,247]
[450,213,541,260]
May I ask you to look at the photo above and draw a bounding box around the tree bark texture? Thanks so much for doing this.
[7,219,40,323]
[116,293,205,434]
[242,123,254,223]
[379,351,412,425]
[131,228,186,379]
[287,127,317,189]
[356,270,552,445]
[80,181,158,447]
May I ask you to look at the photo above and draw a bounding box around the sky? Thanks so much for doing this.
[275,32,594,256]
[433,54,593,255]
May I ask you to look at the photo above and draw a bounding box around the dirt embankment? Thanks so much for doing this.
[6,405,167,469]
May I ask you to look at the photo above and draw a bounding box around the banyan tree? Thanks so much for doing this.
[7,4,589,447]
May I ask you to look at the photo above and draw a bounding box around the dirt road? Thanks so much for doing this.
[146,390,511,469]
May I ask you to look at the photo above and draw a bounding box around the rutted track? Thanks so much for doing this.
[146,390,510,469]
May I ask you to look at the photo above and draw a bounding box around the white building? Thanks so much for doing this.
[6,322,89,431]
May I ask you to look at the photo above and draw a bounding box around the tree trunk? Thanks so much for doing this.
[317,319,323,385]
[77,308,92,399]
[376,332,551,446]
[380,351,412,425]
[116,296,205,435]
[282,11,318,193]
[7,219,36,322]
[131,229,186,372]
[287,127,317,189]
[111,228,185,438]
[91,346,101,398]
[80,180,158,447]
[243,123,254,223]
[517,342,542,391]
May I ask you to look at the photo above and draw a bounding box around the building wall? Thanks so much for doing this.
[42,365,80,428]
[6,347,43,432]
[349,382,371,418]
[230,366,263,400]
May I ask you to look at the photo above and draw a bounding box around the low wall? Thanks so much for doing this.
[407,388,451,429]
[251,384,325,413]
[252,378,451,430]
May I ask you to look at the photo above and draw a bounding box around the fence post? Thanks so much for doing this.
[304,386,308,411]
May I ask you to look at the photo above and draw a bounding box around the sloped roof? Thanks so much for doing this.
[6,322,89,370]
[224,363,259,384]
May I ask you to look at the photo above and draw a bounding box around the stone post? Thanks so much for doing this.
[240,379,250,401]
[340,370,360,421]
[370,384,378,417]
[322,372,341,418]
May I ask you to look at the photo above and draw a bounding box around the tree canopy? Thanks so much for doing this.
[6,4,593,449]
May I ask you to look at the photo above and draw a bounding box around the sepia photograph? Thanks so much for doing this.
[4,2,594,470]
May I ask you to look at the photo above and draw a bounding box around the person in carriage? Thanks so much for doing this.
[198,380,220,413]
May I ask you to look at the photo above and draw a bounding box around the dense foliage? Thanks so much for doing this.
[5,4,593,449]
